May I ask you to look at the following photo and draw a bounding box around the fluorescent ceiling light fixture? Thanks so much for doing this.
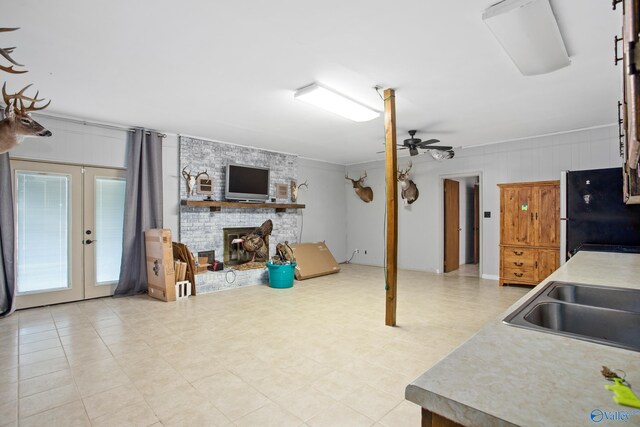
[483,0,570,76]
[294,83,379,122]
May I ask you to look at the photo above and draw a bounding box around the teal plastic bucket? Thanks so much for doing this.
[267,262,296,288]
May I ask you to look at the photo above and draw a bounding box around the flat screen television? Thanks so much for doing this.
[225,163,270,201]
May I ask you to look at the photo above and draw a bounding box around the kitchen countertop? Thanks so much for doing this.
[405,251,640,426]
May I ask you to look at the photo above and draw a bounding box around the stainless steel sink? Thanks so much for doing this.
[504,281,640,352]
[547,284,640,313]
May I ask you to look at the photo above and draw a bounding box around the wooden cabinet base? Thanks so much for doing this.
[499,246,559,287]
[422,408,464,427]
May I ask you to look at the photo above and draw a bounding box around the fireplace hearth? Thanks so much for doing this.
[223,227,269,266]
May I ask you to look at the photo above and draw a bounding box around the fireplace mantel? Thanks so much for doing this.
[181,200,305,213]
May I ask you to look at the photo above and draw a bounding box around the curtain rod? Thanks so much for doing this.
[30,111,167,138]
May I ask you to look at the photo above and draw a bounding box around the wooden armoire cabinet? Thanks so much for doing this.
[498,181,560,286]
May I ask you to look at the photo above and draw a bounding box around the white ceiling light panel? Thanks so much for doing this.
[294,83,380,122]
[483,0,570,76]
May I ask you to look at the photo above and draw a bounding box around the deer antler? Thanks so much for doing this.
[0,28,27,74]
[2,83,46,115]
[195,170,209,181]
[398,161,413,177]
[298,180,309,189]
[17,91,50,115]
[181,166,191,179]
[360,171,367,182]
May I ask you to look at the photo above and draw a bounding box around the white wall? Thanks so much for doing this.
[296,158,348,262]
[9,115,180,235]
[346,125,621,279]
[162,135,179,237]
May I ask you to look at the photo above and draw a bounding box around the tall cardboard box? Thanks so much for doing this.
[290,242,340,280]
[145,229,176,301]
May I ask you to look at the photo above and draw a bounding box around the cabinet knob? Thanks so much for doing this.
[514,251,524,256]
[514,262,523,267]
[514,272,523,277]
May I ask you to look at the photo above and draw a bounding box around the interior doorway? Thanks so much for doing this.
[443,175,480,277]
[11,160,126,309]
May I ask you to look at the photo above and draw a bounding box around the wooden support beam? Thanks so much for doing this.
[384,88,398,326]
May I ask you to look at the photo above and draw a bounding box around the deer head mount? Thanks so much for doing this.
[398,161,419,204]
[0,28,27,74]
[346,171,373,203]
[0,83,52,154]
[182,167,208,197]
[290,179,308,203]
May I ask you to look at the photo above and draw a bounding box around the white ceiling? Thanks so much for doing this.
[3,0,620,164]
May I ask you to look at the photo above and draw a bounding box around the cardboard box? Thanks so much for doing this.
[196,257,211,274]
[289,242,340,280]
[145,229,176,302]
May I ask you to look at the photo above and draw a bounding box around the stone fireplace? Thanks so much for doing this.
[223,227,269,266]
[179,135,298,293]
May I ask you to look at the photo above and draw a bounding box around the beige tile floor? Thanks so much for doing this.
[0,264,528,427]
[444,263,479,278]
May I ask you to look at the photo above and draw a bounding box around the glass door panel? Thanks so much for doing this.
[12,161,83,309]
[16,172,70,292]
[84,167,126,298]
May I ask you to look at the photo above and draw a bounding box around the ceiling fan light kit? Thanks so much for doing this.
[293,83,380,122]
[430,149,455,160]
[482,0,570,76]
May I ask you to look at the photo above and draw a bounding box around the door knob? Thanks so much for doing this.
[84,239,95,245]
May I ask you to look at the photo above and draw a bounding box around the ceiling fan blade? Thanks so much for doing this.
[377,147,408,154]
[424,145,453,150]
[416,139,441,147]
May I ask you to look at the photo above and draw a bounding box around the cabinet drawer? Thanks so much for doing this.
[502,247,536,263]
[502,266,535,281]
[503,256,535,269]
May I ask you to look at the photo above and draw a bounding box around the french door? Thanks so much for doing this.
[11,160,126,309]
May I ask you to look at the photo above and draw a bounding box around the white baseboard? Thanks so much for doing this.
[481,274,499,281]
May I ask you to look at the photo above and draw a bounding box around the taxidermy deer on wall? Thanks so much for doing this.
[346,171,374,203]
[0,83,52,154]
[0,27,52,154]
[182,167,208,197]
[290,180,308,203]
[398,161,419,204]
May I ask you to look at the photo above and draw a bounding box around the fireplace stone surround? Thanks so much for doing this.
[179,136,298,293]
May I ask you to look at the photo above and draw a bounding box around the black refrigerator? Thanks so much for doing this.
[565,167,640,257]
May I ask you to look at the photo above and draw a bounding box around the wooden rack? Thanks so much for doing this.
[181,200,305,213]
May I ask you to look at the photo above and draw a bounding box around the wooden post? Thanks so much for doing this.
[384,88,398,326]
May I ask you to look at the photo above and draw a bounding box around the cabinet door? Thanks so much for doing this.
[535,185,560,247]
[536,249,559,283]
[501,187,534,245]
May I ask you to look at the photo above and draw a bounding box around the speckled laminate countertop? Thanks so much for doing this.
[405,251,640,427]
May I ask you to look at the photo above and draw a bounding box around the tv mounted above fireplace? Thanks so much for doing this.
[225,163,270,202]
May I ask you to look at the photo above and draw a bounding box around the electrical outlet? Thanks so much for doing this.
[364,250,367,254]
[355,249,360,253]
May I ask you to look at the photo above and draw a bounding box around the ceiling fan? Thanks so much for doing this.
[377,130,455,159]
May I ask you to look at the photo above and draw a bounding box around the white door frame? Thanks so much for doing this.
[11,159,126,309]
[438,171,484,277]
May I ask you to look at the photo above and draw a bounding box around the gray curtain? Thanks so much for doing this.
[115,129,163,296]
[0,153,16,316]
